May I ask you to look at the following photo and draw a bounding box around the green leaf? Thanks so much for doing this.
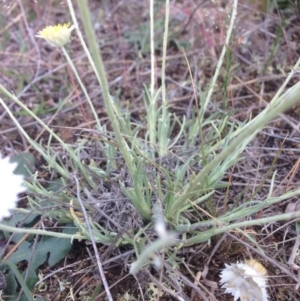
[10,232,73,270]
[7,227,75,290]
[45,178,64,193]
[0,213,41,241]
[10,152,35,177]
[0,263,18,301]
[2,213,40,228]
[5,261,35,301]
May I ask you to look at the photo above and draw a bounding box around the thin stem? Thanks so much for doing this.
[148,0,157,146]
[61,47,102,131]
[202,0,238,115]
[74,0,136,177]
[161,0,169,99]
[0,223,84,240]
[0,94,69,177]
[158,0,170,156]
[149,0,155,98]
[185,211,300,246]
[73,175,113,301]
[130,233,176,275]
[175,189,300,232]
[206,55,300,155]
[168,81,300,220]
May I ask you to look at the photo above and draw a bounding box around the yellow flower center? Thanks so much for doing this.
[36,23,75,47]
[245,259,267,276]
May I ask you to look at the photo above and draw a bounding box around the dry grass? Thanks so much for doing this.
[1,0,300,300]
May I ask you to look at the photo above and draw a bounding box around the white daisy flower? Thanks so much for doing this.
[0,155,27,220]
[219,259,269,301]
[36,23,75,47]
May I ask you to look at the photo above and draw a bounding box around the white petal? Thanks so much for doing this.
[0,155,27,220]
[219,261,269,301]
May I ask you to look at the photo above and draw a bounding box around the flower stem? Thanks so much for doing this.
[70,0,136,177]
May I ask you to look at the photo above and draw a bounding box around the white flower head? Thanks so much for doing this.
[154,218,167,238]
[220,259,268,301]
[36,23,75,47]
[0,155,27,220]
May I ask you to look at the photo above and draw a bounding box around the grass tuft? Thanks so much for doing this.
[0,0,300,300]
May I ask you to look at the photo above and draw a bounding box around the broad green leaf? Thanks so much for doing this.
[10,152,35,177]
